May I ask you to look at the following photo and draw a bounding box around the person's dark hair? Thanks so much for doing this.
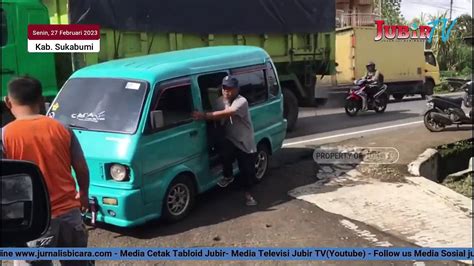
[7,76,43,105]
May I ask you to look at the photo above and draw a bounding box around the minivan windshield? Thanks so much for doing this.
[50,78,148,134]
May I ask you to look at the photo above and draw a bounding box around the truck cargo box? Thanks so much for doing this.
[45,0,336,68]
[2,0,337,131]
[336,27,425,86]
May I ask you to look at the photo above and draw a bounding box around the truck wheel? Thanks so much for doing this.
[282,88,298,132]
[393,94,404,102]
[162,174,196,222]
[424,80,435,96]
[315,98,328,106]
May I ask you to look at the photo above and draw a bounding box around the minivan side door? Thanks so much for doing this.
[1,4,18,96]
[139,78,207,204]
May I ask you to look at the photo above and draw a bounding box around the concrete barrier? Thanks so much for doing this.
[407,148,439,181]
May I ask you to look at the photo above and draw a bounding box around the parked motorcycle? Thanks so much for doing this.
[423,81,473,132]
[345,79,389,117]
[462,80,472,107]
[446,77,471,92]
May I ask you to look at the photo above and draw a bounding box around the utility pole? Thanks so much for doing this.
[449,0,453,20]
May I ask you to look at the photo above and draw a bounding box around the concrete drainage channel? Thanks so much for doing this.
[289,140,473,262]
[408,138,473,199]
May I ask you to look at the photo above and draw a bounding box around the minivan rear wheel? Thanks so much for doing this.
[162,174,196,222]
[253,143,270,183]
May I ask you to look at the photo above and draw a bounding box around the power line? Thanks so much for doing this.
[403,0,466,8]
[402,2,466,12]
[403,0,468,11]
[404,2,467,11]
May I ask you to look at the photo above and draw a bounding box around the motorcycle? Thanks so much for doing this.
[423,81,473,132]
[462,80,473,107]
[345,79,389,117]
[446,77,471,92]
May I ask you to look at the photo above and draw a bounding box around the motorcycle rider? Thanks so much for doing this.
[360,61,383,110]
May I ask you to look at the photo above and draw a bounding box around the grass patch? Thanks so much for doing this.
[443,173,473,198]
[438,139,473,198]
[434,84,449,94]
[440,70,472,79]
[437,139,474,158]
[437,139,474,182]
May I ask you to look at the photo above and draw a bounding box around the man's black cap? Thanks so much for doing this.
[222,76,239,89]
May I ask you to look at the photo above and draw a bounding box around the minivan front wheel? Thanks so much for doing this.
[162,174,196,222]
[254,143,270,183]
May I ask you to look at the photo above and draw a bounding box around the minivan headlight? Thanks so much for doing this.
[110,164,129,181]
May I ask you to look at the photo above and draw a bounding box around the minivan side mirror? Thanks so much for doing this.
[39,101,51,116]
[44,102,51,112]
[1,160,51,247]
[150,110,165,129]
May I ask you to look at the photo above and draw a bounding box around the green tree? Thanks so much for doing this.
[455,14,473,38]
[427,12,472,74]
[378,0,405,24]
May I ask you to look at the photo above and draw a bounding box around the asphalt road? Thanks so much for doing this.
[84,93,468,265]
[6,93,467,266]
[284,93,469,147]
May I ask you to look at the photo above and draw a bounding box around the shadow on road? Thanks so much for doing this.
[389,97,425,104]
[439,125,474,132]
[321,92,426,108]
[288,109,419,139]
[89,147,329,239]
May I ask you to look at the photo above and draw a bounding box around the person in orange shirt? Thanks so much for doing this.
[2,76,92,266]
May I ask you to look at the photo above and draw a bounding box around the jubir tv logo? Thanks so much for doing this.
[374,18,458,43]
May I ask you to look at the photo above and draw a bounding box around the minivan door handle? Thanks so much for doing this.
[189,130,198,137]
[1,69,15,74]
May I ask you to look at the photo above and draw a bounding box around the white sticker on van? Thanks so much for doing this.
[71,111,105,123]
[125,82,141,90]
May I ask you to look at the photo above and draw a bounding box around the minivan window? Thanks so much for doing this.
[232,70,267,106]
[266,62,279,98]
[198,72,228,111]
[425,52,437,67]
[152,84,193,128]
[1,9,7,46]
[51,78,148,134]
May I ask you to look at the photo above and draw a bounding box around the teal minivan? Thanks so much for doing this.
[47,46,287,227]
